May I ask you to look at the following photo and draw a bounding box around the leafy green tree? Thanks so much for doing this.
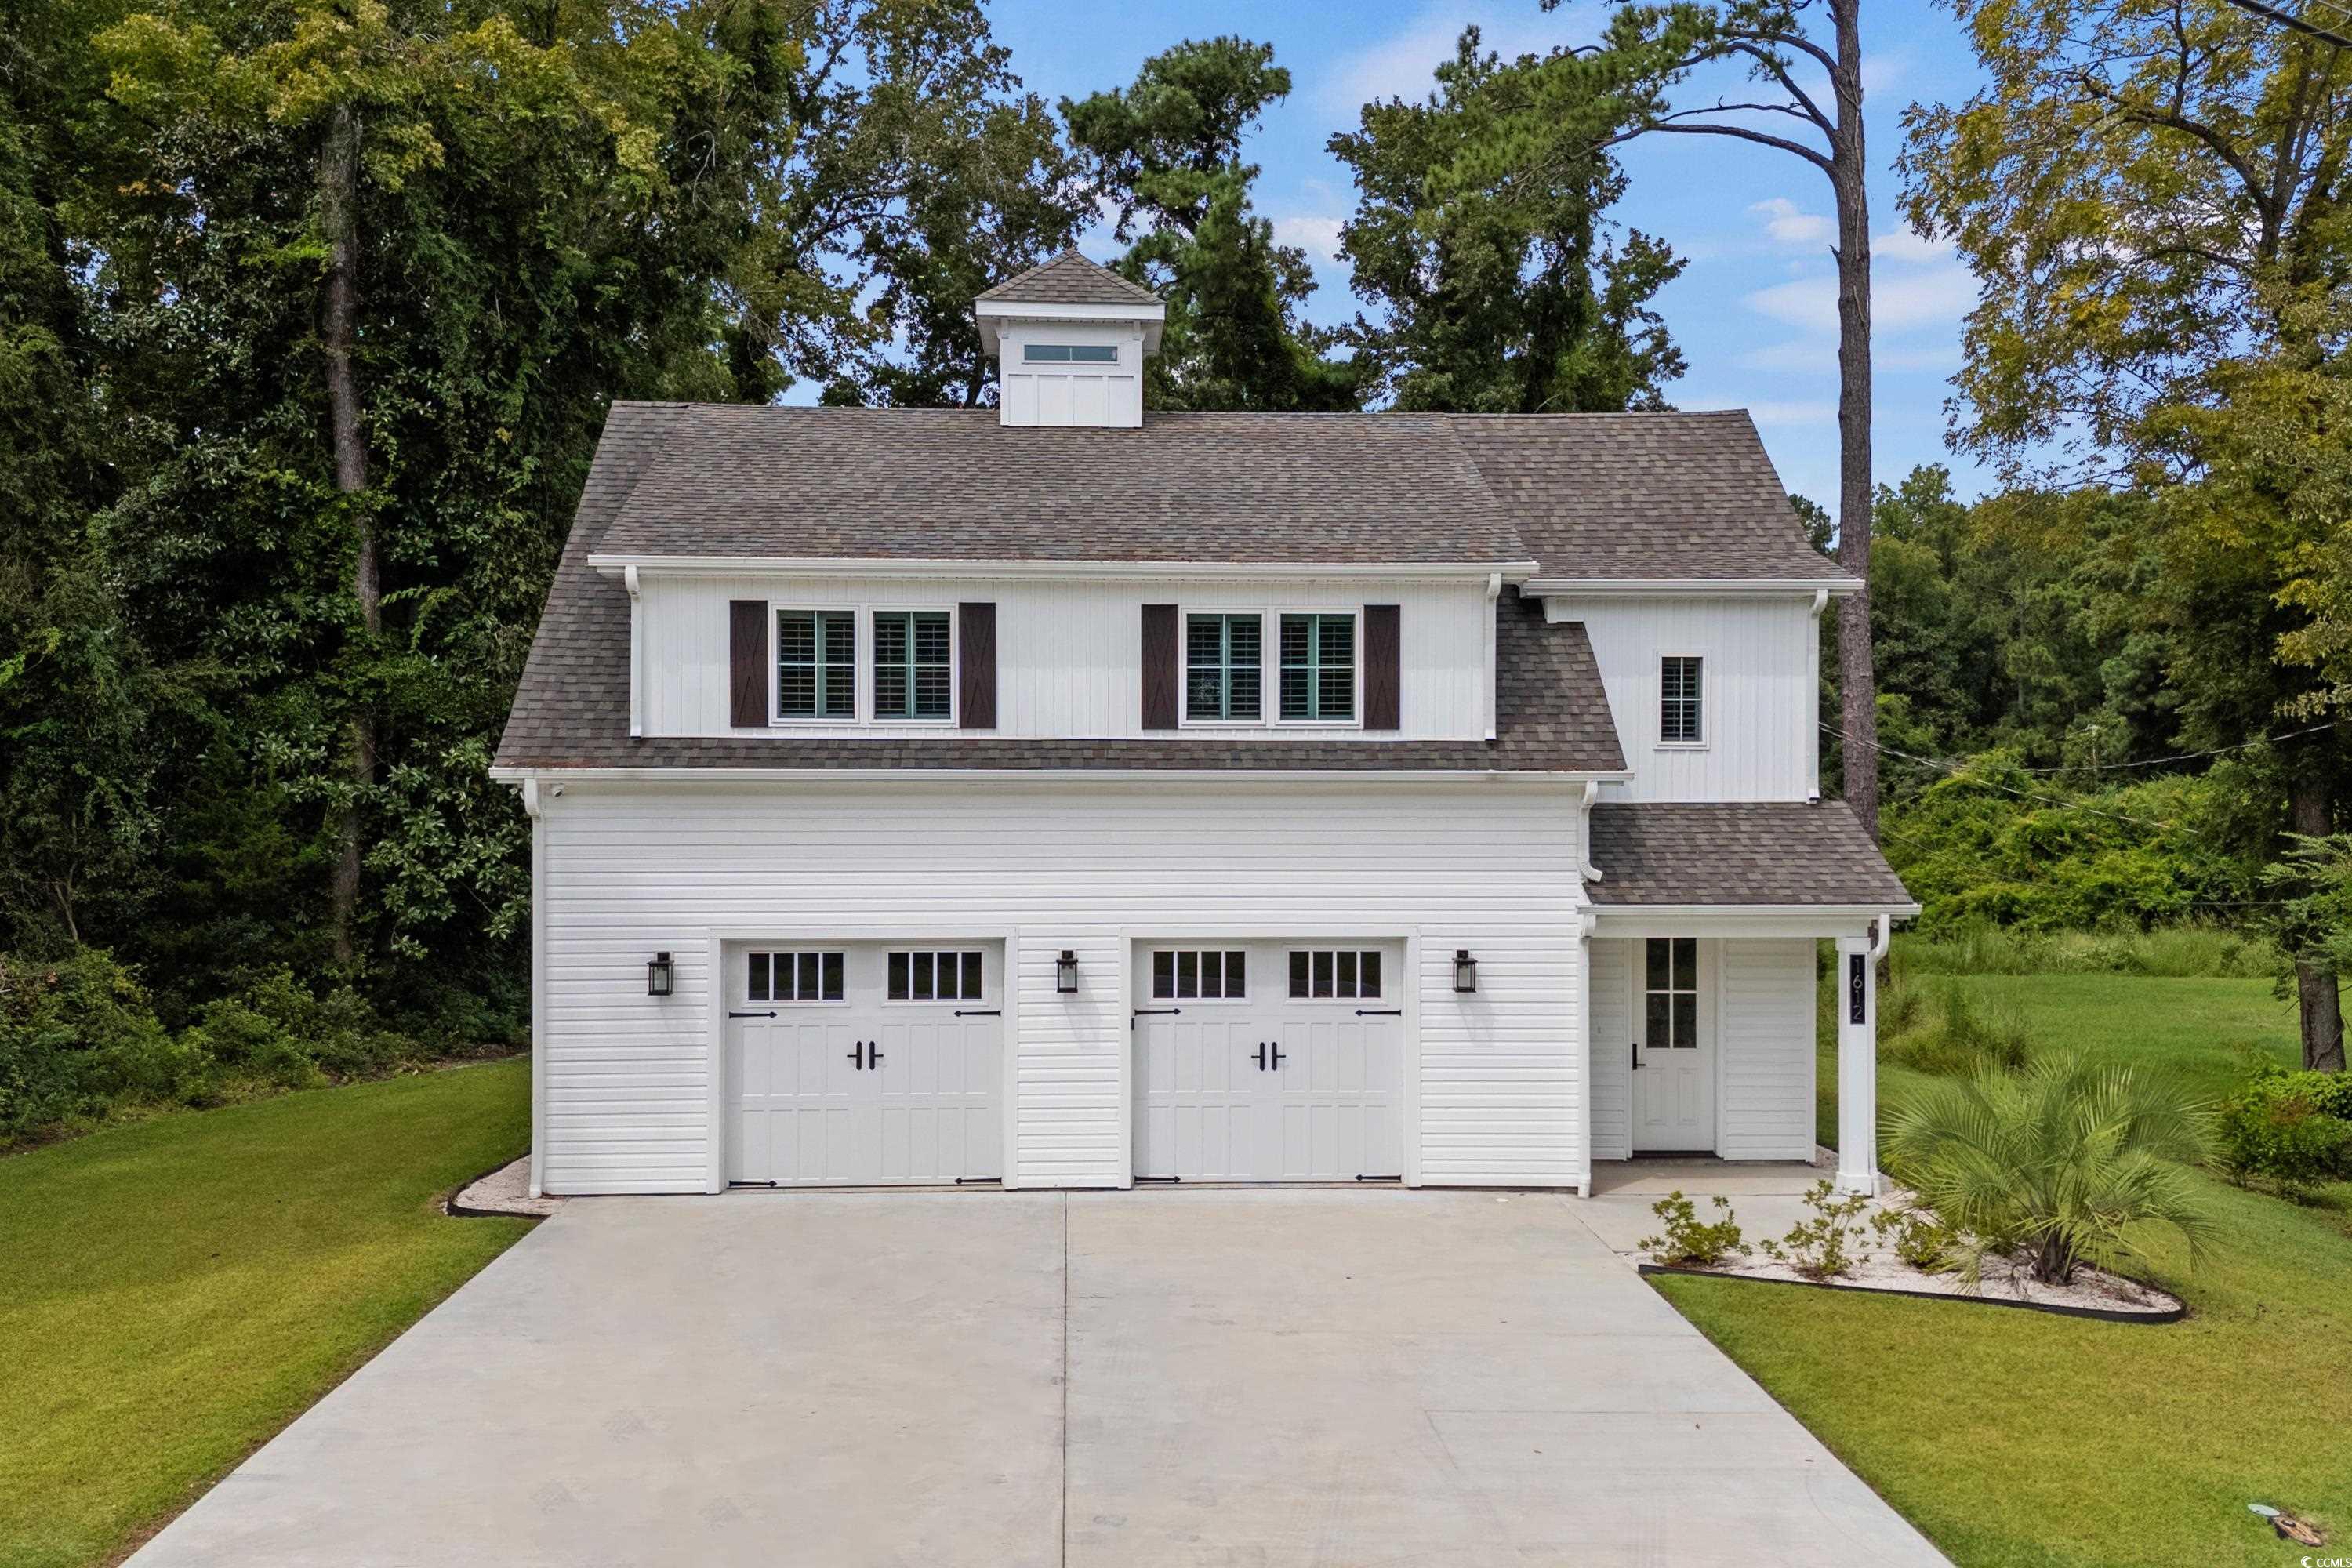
[1065,37,1360,412]
[1330,27,1684,413]
[1434,0,1888,841]
[82,0,796,993]
[1904,0,2352,1068]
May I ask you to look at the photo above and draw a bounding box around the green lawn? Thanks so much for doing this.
[0,1058,532,1568]
[1729,963,2351,1567]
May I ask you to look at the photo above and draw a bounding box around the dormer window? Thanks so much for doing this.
[873,610,953,721]
[1022,343,1118,363]
[777,609,855,720]
[1279,613,1356,723]
[1185,614,1262,721]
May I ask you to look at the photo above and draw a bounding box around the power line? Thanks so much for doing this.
[1832,717,2343,779]
[1823,724,2180,828]
[2220,0,2352,48]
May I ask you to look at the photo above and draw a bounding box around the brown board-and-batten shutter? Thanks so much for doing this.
[728,600,768,728]
[1364,604,1401,731]
[958,602,997,729]
[1141,604,1178,730]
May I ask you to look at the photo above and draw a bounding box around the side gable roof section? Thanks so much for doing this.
[1584,800,1913,909]
[1448,411,1858,590]
[587,406,1536,569]
[975,249,1163,308]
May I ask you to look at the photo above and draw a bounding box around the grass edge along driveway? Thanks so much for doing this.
[0,1058,532,1568]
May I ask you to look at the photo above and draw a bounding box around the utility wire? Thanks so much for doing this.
[1833,717,2343,779]
[2220,0,2352,47]
[1822,724,2181,828]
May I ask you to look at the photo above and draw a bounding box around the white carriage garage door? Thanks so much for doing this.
[724,942,1002,1185]
[1134,941,1406,1182]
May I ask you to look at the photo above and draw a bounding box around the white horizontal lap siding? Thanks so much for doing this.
[1587,938,1632,1161]
[640,574,1488,741]
[1716,939,1817,1161]
[1547,596,1815,801]
[535,782,1584,1193]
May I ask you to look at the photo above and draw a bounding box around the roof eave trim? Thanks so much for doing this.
[1586,903,1922,935]
[975,297,1166,354]
[587,554,1544,582]
[491,765,1634,786]
[1527,576,1863,597]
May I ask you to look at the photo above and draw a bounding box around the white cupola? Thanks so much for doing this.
[974,250,1165,429]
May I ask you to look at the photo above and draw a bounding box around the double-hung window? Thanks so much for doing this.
[776,610,855,720]
[1279,613,1356,722]
[1660,655,1704,744]
[873,610,953,721]
[1185,614,1262,721]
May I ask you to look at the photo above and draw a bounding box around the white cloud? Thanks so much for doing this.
[1686,397,1838,427]
[1750,197,1831,248]
[1860,50,1911,93]
[1272,215,1347,263]
[1874,226,1954,264]
[1733,339,1835,373]
[1318,2,1592,115]
[1744,261,1979,335]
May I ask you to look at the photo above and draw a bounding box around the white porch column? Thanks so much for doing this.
[1832,931,1880,1196]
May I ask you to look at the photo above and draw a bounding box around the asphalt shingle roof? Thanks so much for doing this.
[1450,412,1849,583]
[591,408,1533,565]
[974,249,1163,307]
[1584,801,1915,907]
[493,403,1625,773]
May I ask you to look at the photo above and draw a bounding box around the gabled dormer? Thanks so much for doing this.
[974,251,1165,429]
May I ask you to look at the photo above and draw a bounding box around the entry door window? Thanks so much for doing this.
[1644,938,1698,1047]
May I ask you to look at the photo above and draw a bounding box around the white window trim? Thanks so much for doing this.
[1272,606,1363,730]
[768,605,861,727]
[746,949,851,1007]
[1656,649,1710,751]
[880,947,989,1007]
[1020,341,1123,365]
[867,603,960,728]
[1177,607,1269,728]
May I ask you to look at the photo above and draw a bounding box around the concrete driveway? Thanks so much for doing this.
[130,1190,1948,1567]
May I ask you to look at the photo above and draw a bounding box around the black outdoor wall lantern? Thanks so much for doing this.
[1453,949,1478,994]
[647,951,674,997]
[1056,949,1080,993]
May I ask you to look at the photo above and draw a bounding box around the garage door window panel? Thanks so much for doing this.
[887,949,985,1002]
[1151,949,1247,1000]
[747,949,845,1003]
[1288,949,1381,1000]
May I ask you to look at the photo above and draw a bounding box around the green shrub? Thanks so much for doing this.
[2217,1067,2352,1197]
[1871,1204,1960,1272]
[1885,1055,2218,1286]
[1758,1181,1875,1279]
[1639,1192,1749,1267]
[1882,980,2034,1076]
[0,949,188,1137]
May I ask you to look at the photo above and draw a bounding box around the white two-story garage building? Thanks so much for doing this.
[491,250,1915,1200]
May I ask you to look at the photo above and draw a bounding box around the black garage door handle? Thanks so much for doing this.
[730,1010,777,1019]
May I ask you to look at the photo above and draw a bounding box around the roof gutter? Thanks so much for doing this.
[1525,576,1861,597]
[492,765,1634,787]
[590,556,1544,582]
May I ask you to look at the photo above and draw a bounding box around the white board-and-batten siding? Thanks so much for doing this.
[1583,937,1816,1163]
[535,780,1588,1195]
[1545,595,1819,801]
[633,574,1490,741]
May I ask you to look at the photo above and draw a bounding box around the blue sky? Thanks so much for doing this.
[983,0,1994,524]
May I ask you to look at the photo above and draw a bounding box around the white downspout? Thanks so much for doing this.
[517,779,548,1199]
[625,564,644,739]
[1484,572,1502,742]
[1807,589,1828,802]
[1578,778,1606,884]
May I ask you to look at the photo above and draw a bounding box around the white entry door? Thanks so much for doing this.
[1134,942,1405,1181]
[725,944,1001,1185]
[1632,936,1715,1152]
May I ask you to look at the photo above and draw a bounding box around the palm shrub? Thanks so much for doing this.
[1883,1055,2218,1287]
